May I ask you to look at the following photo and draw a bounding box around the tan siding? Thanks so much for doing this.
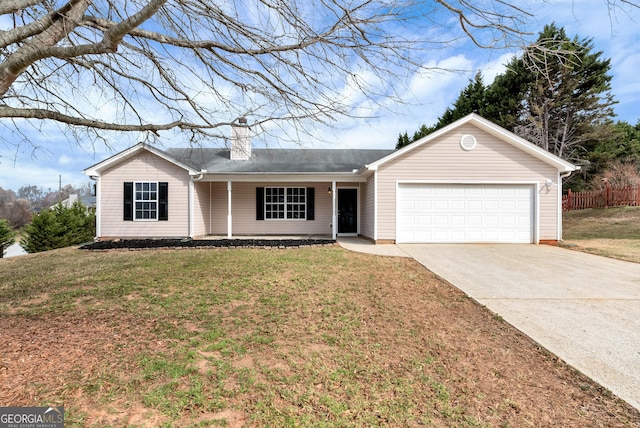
[230,183,333,236]
[209,182,229,235]
[376,124,559,241]
[360,175,375,239]
[192,182,209,237]
[192,182,227,235]
[100,152,190,238]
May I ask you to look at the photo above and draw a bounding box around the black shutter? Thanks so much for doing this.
[306,187,315,220]
[256,187,264,220]
[158,182,168,221]
[123,182,133,221]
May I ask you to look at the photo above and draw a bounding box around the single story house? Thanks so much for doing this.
[60,194,97,212]
[83,113,578,244]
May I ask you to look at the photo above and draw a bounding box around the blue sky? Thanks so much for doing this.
[0,0,638,192]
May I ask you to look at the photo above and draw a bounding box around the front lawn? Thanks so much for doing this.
[1,246,637,426]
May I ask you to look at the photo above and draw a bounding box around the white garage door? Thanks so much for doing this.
[397,184,534,243]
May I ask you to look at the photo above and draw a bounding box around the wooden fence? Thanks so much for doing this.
[563,183,640,211]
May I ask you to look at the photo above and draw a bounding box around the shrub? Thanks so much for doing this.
[21,201,95,253]
[0,219,16,258]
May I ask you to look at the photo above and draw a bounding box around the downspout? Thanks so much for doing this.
[191,172,205,239]
[90,175,100,240]
[227,181,232,239]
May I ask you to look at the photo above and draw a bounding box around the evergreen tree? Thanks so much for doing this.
[483,60,533,129]
[437,72,488,126]
[0,219,15,258]
[21,201,95,253]
[395,73,486,149]
[396,132,411,150]
[566,119,640,191]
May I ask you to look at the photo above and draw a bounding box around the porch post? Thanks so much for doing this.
[227,181,232,238]
[332,180,337,240]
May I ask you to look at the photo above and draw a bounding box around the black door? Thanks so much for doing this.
[338,189,357,234]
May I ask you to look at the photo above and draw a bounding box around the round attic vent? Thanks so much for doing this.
[460,134,477,151]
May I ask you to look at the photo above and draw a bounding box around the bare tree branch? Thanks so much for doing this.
[0,104,220,133]
[0,0,631,150]
[0,0,44,16]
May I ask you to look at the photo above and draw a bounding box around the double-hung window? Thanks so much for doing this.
[265,187,306,220]
[135,182,158,220]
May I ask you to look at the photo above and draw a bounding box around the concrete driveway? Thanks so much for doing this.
[398,244,640,411]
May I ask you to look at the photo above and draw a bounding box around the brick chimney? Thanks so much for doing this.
[230,117,251,160]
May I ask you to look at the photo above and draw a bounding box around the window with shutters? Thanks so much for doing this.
[124,181,168,221]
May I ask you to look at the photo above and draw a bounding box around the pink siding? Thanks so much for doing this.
[194,182,333,236]
[193,182,227,235]
[99,152,191,238]
[360,175,375,240]
[211,182,229,235]
[192,181,209,237]
[376,124,560,242]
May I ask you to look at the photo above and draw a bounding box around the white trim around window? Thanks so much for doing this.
[265,187,307,220]
[134,181,158,221]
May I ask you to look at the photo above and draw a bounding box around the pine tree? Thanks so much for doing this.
[0,219,15,258]
[21,201,95,253]
[437,72,488,127]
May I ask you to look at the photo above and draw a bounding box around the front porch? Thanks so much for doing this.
[190,180,366,240]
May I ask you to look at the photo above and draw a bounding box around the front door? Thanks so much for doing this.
[338,189,357,234]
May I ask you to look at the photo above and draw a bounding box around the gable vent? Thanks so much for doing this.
[460,134,477,151]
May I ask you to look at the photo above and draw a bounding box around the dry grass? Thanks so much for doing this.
[563,206,640,262]
[1,246,638,427]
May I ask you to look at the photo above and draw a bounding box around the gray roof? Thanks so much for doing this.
[165,148,393,173]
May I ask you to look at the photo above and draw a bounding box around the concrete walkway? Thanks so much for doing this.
[4,242,27,258]
[337,237,410,257]
[339,238,640,411]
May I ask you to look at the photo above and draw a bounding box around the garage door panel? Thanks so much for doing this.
[468,215,482,225]
[434,200,448,210]
[398,184,534,243]
[417,215,432,224]
[451,200,465,210]
[502,215,516,226]
[484,200,499,210]
[467,200,482,210]
[417,200,432,210]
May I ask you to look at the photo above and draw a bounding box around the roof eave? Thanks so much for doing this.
[365,113,579,173]
[83,142,199,176]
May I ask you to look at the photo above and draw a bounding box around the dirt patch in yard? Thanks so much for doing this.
[0,311,173,426]
[1,247,638,426]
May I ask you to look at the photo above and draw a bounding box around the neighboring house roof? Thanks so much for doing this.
[59,194,96,209]
[366,113,579,174]
[165,148,393,174]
